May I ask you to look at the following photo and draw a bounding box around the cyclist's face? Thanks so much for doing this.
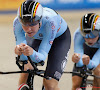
[84,35,99,46]
[22,23,39,37]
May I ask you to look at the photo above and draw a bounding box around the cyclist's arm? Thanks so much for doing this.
[87,48,100,69]
[29,19,58,63]
[13,17,28,60]
[74,28,85,67]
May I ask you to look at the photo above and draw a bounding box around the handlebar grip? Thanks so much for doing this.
[16,56,44,71]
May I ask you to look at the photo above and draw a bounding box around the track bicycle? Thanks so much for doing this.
[0,56,100,90]
[64,65,100,90]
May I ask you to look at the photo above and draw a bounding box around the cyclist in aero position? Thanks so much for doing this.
[13,0,71,90]
[72,13,100,90]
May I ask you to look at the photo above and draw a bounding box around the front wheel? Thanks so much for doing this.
[18,84,29,90]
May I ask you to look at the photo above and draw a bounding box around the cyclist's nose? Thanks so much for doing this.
[28,27,32,31]
[88,39,93,42]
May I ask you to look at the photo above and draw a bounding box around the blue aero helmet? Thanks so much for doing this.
[80,13,100,39]
[17,0,43,26]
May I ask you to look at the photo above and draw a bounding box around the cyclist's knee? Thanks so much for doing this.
[24,61,34,71]
[18,73,29,86]
[72,76,82,89]
[93,64,100,76]
[72,83,80,90]
[93,65,100,85]
[43,78,59,90]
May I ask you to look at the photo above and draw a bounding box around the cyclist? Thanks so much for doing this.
[72,13,100,90]
[13,0,71,90]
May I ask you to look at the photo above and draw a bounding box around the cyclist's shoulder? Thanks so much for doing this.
[42,8,61,27]
[74,27,81,35]
[13,16,22,27]
[13,16,18,24]
[42,7,60,20]
[73,27,84,40]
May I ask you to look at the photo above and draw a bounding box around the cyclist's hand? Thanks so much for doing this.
[72,53,80,63]
[21,44,33,56]
[15,45,22,55]
[82,54,90,65]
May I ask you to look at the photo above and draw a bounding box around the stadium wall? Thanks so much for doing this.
[0,0,100,14]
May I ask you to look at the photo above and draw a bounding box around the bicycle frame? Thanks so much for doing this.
[16,56,48,90]
[0,56,51,90]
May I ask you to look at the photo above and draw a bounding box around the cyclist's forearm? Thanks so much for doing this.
[19,54,28,60]
[87,60,96,69]
[29,49,47,63]
[76,58,84,67]
[87,48,100,69]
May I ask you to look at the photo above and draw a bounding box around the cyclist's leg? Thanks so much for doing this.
[43,78,60,90]
[18,61,34,86]
[43,27,71,90]
[72,64,83,90]
[93,64,100,90]
[72,76,82,90]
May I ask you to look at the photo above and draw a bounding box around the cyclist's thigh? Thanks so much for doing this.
[45,27,71,81]
[72,64,83,85]
[72,76,82,86]
[93,64,100,75]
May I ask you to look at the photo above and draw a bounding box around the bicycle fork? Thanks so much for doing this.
[27,73,34,90]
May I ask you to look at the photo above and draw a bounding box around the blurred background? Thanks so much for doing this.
[0,0,100,12]
[0,0,100,90]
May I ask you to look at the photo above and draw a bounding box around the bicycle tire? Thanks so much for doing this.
[18,84,29,90]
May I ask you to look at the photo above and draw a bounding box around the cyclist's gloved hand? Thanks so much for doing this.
[15,45,23,55]
[15,43,33,56]
[72,53,80,63]
[82,54,90,65]
[20,43,33,56]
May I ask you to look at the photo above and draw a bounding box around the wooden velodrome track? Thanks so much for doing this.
[0,9,100,90]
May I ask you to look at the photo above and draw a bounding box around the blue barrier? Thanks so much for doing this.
[0,0,100,14]
[37,0,100,10]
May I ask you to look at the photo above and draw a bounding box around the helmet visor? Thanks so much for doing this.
[82,29,99,38]
[19,16,39,26]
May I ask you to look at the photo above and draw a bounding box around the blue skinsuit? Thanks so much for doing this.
[13,7,68,63]
[74,28,100,69]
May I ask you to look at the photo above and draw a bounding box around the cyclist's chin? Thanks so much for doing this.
[27,33,35,37]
